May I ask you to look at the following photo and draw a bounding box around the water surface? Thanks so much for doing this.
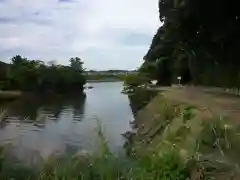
[0,82,133,163]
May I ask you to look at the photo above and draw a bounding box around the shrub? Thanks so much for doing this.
[124,73,150,89]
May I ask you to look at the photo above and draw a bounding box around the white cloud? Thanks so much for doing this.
[0,0,160,70]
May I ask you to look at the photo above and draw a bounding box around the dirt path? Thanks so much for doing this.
[160,86,240,124]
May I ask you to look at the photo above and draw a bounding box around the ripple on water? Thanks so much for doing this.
[0,82,134,163]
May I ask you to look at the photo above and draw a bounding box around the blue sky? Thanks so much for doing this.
[0,0,160,70]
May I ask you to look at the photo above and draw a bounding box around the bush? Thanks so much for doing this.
[0,55,86,93]
[124,73,150,89]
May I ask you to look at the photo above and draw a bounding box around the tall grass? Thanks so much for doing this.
[0,120,190,180]
[199,116,235,156]
[5,106,239,180]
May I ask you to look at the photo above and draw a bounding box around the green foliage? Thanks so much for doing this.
[161,104,180,122]
[144,0,240,87]
[70,57,84,72]
[95,120,111,157]
[128,151,189,180]
[86,74,123,81]
[193,116,240,179]
[151,152,188,180]
[0,151,189,180]
[123,73,150,89]
[139,61,158,79]
[0,120,190,180]
[181,106,196,124]
[0,55,86,93]
[199,116,235,155]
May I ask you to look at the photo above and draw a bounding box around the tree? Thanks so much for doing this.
[70,57,84,72]
[11,55,28,66]
[47,60,56,67]
[143,0,240,88]
[0,56,86,92]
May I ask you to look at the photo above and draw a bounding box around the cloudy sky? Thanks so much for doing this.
[0,0,160,70]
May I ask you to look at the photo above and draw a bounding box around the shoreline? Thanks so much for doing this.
[0,90,22,99]
[86,79,123,83]
[124,87,240,179]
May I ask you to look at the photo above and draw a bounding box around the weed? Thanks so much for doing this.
[161,104,180,122]
[181,105,196,124]
[125,150,189,180]
[0,120,190,180]
[199,116,235,156]
[95,119,110,157]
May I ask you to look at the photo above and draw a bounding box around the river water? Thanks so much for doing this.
[0,82,134,163]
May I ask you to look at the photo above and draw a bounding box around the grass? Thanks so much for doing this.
[29,149,188,180]
[184,115,240,180]
[130,93,240,180]
[1,96,240,179]
[0,118,190,180]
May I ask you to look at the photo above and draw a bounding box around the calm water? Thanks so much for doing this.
[0,82,133,163]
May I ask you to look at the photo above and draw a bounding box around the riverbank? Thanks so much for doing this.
[127,86,240,179]
[0,90,21,99]
[87,79,123,82]
[2,86,240,179]
[0,85,190,180]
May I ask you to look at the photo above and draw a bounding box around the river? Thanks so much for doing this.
[0,82,134,164]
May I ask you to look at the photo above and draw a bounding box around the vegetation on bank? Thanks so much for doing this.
[0,118,189,180]
[127,91,240,180]
[123,73,150,89]
[142,0,240,88]
[1,92,240,179]
[84,70,136,82]
[0,55,86,93]
[85,74,124,82]
[122,73,154,95]
[0,147,188,180]
[0,1,239,179]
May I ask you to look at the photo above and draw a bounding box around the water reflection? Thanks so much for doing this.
[4,94,86,122]
[0,82,133,163]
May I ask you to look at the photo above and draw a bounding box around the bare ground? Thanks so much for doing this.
[160,86,240,125]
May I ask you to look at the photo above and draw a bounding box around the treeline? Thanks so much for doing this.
[0,55,86,93]
[142,0,240,88]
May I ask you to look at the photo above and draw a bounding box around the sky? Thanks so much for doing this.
[0,0,160,70]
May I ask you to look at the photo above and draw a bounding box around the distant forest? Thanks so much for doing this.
[0,55,86,93]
